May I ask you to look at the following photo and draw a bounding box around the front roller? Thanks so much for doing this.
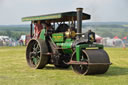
[26,39,48,69]
[71,49,111,75]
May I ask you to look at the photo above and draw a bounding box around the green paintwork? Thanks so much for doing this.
[65,38,72,42]
[62,38,73,54]
[56,40,73,54]
[62,42,73,54]
[75,44,104,61]
[22,11,90,22]
[52,33,64,43]
[33,57,38,65]
[56,42,72,49]
[63,49,73,54]
[39,29,46,40]
[80,44,104,49]
[76,45,80,61]
[22,14,61,22]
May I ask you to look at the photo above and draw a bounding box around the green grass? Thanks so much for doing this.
[123,25,128,27]
[0,47,128,85]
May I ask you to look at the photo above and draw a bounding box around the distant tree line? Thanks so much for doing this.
[0,25,30,40]
[0,23,128,40]
[0,30,29,40]
[83,24,128,38]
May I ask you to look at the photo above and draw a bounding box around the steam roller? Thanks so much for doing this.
[22,7,111,75]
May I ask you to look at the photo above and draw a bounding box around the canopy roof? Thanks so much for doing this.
[22,11,90,22]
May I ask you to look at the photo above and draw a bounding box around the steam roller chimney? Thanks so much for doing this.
[76,8,83,39]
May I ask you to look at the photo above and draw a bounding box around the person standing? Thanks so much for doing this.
[34,21,43,38]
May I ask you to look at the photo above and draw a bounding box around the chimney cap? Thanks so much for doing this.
[76,8,83,11]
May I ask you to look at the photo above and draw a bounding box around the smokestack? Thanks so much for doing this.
[76,8,83,39]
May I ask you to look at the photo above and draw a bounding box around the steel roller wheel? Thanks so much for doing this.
[26,39,48,69]
[71,49,110,75]
[71,50,88,74]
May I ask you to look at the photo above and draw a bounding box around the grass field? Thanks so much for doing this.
[0,46,128,85]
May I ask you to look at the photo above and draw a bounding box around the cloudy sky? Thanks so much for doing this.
[0,0,128,25]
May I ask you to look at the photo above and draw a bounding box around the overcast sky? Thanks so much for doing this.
[0,0,128,25]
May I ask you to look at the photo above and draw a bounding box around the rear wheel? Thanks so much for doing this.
[26,39,48,69]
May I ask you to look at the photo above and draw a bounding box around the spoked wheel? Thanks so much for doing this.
[26,39,48,69]
[71,49,110,75]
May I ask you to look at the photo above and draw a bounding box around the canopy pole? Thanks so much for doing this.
[74,20,76,28]
[53,22,55,30]
[30,22,33,38]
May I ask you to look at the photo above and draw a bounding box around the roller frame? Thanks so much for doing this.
[67,60,111,65]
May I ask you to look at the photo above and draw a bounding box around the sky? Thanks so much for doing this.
[0,0,128,25]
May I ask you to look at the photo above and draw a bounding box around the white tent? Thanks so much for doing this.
[102,37,124,47]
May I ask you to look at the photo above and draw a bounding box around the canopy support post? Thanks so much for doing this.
[30,22,33,39]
